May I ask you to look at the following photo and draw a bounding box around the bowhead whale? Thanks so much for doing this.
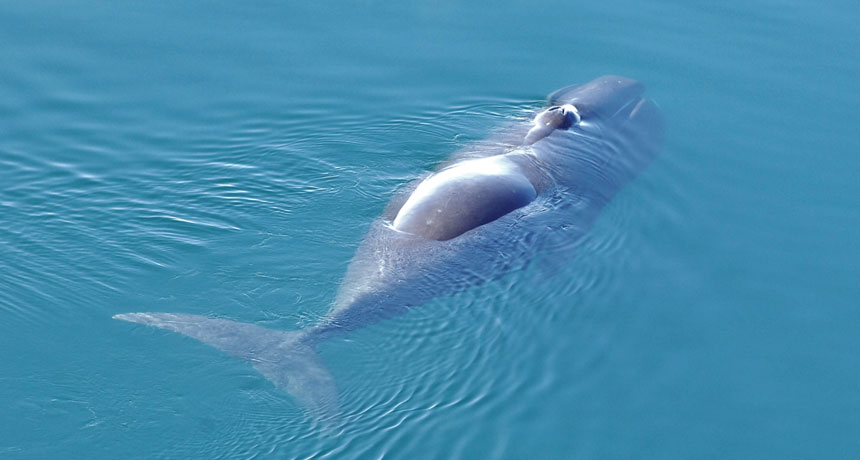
[114,75,664,424]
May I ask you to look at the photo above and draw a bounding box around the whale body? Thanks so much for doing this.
[114,75,664,424]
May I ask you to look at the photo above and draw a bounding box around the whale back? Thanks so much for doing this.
[392,156,537,241]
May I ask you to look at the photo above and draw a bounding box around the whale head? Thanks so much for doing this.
[536,75,665,202]
[548,75,646,120]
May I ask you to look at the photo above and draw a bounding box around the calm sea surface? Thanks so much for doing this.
[1,1,858,458]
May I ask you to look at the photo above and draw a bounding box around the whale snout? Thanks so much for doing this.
[548,75,645,121]
[540,76,664,183]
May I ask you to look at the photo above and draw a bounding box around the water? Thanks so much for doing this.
[1,1,858,458]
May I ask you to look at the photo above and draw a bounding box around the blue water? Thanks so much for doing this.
[2,0,859,458]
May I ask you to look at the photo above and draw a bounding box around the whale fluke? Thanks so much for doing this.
[113,313,338,427]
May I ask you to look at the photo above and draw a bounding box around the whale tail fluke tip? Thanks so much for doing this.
[113,312,339,430]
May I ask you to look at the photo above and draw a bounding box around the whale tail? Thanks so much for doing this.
[113,313,338,427]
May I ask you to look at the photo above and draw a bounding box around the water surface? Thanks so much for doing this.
[1,1,859,458]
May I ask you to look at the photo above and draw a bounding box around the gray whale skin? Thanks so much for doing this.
[114,75,664,425]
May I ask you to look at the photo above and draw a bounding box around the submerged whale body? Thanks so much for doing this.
[114,75,664,424]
